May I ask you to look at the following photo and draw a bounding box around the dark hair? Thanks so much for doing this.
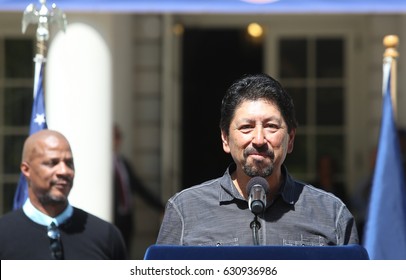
[219,73,298,135]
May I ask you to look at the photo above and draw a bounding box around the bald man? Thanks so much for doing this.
[0,129,127,260]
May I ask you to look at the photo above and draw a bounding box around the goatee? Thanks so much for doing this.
[243,163,273,177]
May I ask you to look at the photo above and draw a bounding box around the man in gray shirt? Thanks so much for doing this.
[156,73,359,246]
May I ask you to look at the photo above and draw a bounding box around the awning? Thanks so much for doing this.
[0,0,405,14]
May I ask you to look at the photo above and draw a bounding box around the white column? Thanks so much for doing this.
[46,14,113,221]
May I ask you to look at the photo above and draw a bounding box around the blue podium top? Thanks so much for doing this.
[144,244,369,260]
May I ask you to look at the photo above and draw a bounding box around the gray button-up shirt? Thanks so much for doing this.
[156,164,359,246]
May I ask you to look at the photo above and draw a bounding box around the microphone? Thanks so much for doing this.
[246,176,269,215]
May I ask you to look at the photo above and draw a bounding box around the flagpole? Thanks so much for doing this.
[363,34,406,259]
[22,0,67,96]
[383,35,399,121]
[13,0,67,210]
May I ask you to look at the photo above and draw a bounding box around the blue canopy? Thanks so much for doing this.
[0,0,405,14]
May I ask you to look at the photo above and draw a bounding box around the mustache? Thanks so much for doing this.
[51,176,73,186]
[244,146,274,159]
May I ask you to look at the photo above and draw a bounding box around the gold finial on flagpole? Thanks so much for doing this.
[383,34,399,120]
[383,35,399,59]
[21,0,67,100]
[22,0,67,61]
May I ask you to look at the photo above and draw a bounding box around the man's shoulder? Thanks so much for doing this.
[0,209,24,225]
[178,178,221,194]
[297,183,349,211]
[284,172,345,205]
[169,177,222,202]
[72,207,113,225]
[70,207,123,236]
[0,209,34,242]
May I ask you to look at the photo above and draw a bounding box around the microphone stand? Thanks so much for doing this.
[250,215,261,245]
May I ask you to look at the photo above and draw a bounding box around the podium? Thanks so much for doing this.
[144,244,369,260]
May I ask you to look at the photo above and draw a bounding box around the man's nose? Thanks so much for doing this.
[252,126,267,146]
[57,162,72,174]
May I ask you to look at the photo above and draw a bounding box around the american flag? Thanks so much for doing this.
[12,60,48,209]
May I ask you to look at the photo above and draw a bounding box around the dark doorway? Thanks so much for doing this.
[181,27,263,188]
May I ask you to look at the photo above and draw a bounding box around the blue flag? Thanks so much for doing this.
[363,62,406,259]
[12,61,48,210]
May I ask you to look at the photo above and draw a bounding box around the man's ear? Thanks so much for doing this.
[20,162,30,178]
[287,129,296,154]
[221,130,230,154]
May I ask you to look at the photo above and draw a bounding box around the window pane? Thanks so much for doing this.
[316,38,343,78]
[3,183,17,213]
[5,39,34,78]
[314,148,349,205]
[316,87,344,125]
[4,87,32,126]
[284,134,307,173]
[279,39,307,78]
[286,87,307,125]
[3,135,26,174]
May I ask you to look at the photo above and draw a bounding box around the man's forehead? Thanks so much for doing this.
[30,136,72,157]
[32,144,71,156]
[235,99,281,115]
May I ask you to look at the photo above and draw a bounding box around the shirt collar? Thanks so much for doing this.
[22,199,73,226]
[279,165,303,205]
[219,163,244,202]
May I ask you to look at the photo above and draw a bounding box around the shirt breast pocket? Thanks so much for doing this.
[283,235,327,246]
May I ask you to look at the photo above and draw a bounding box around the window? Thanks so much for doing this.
[181,28,263,188]
[277,36,348,203]
[0,38,34,213]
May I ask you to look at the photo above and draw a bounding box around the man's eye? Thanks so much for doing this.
[44,160,57,167]
[266,123,280,130]
[239,125,253,132]
[66,160,74,169]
